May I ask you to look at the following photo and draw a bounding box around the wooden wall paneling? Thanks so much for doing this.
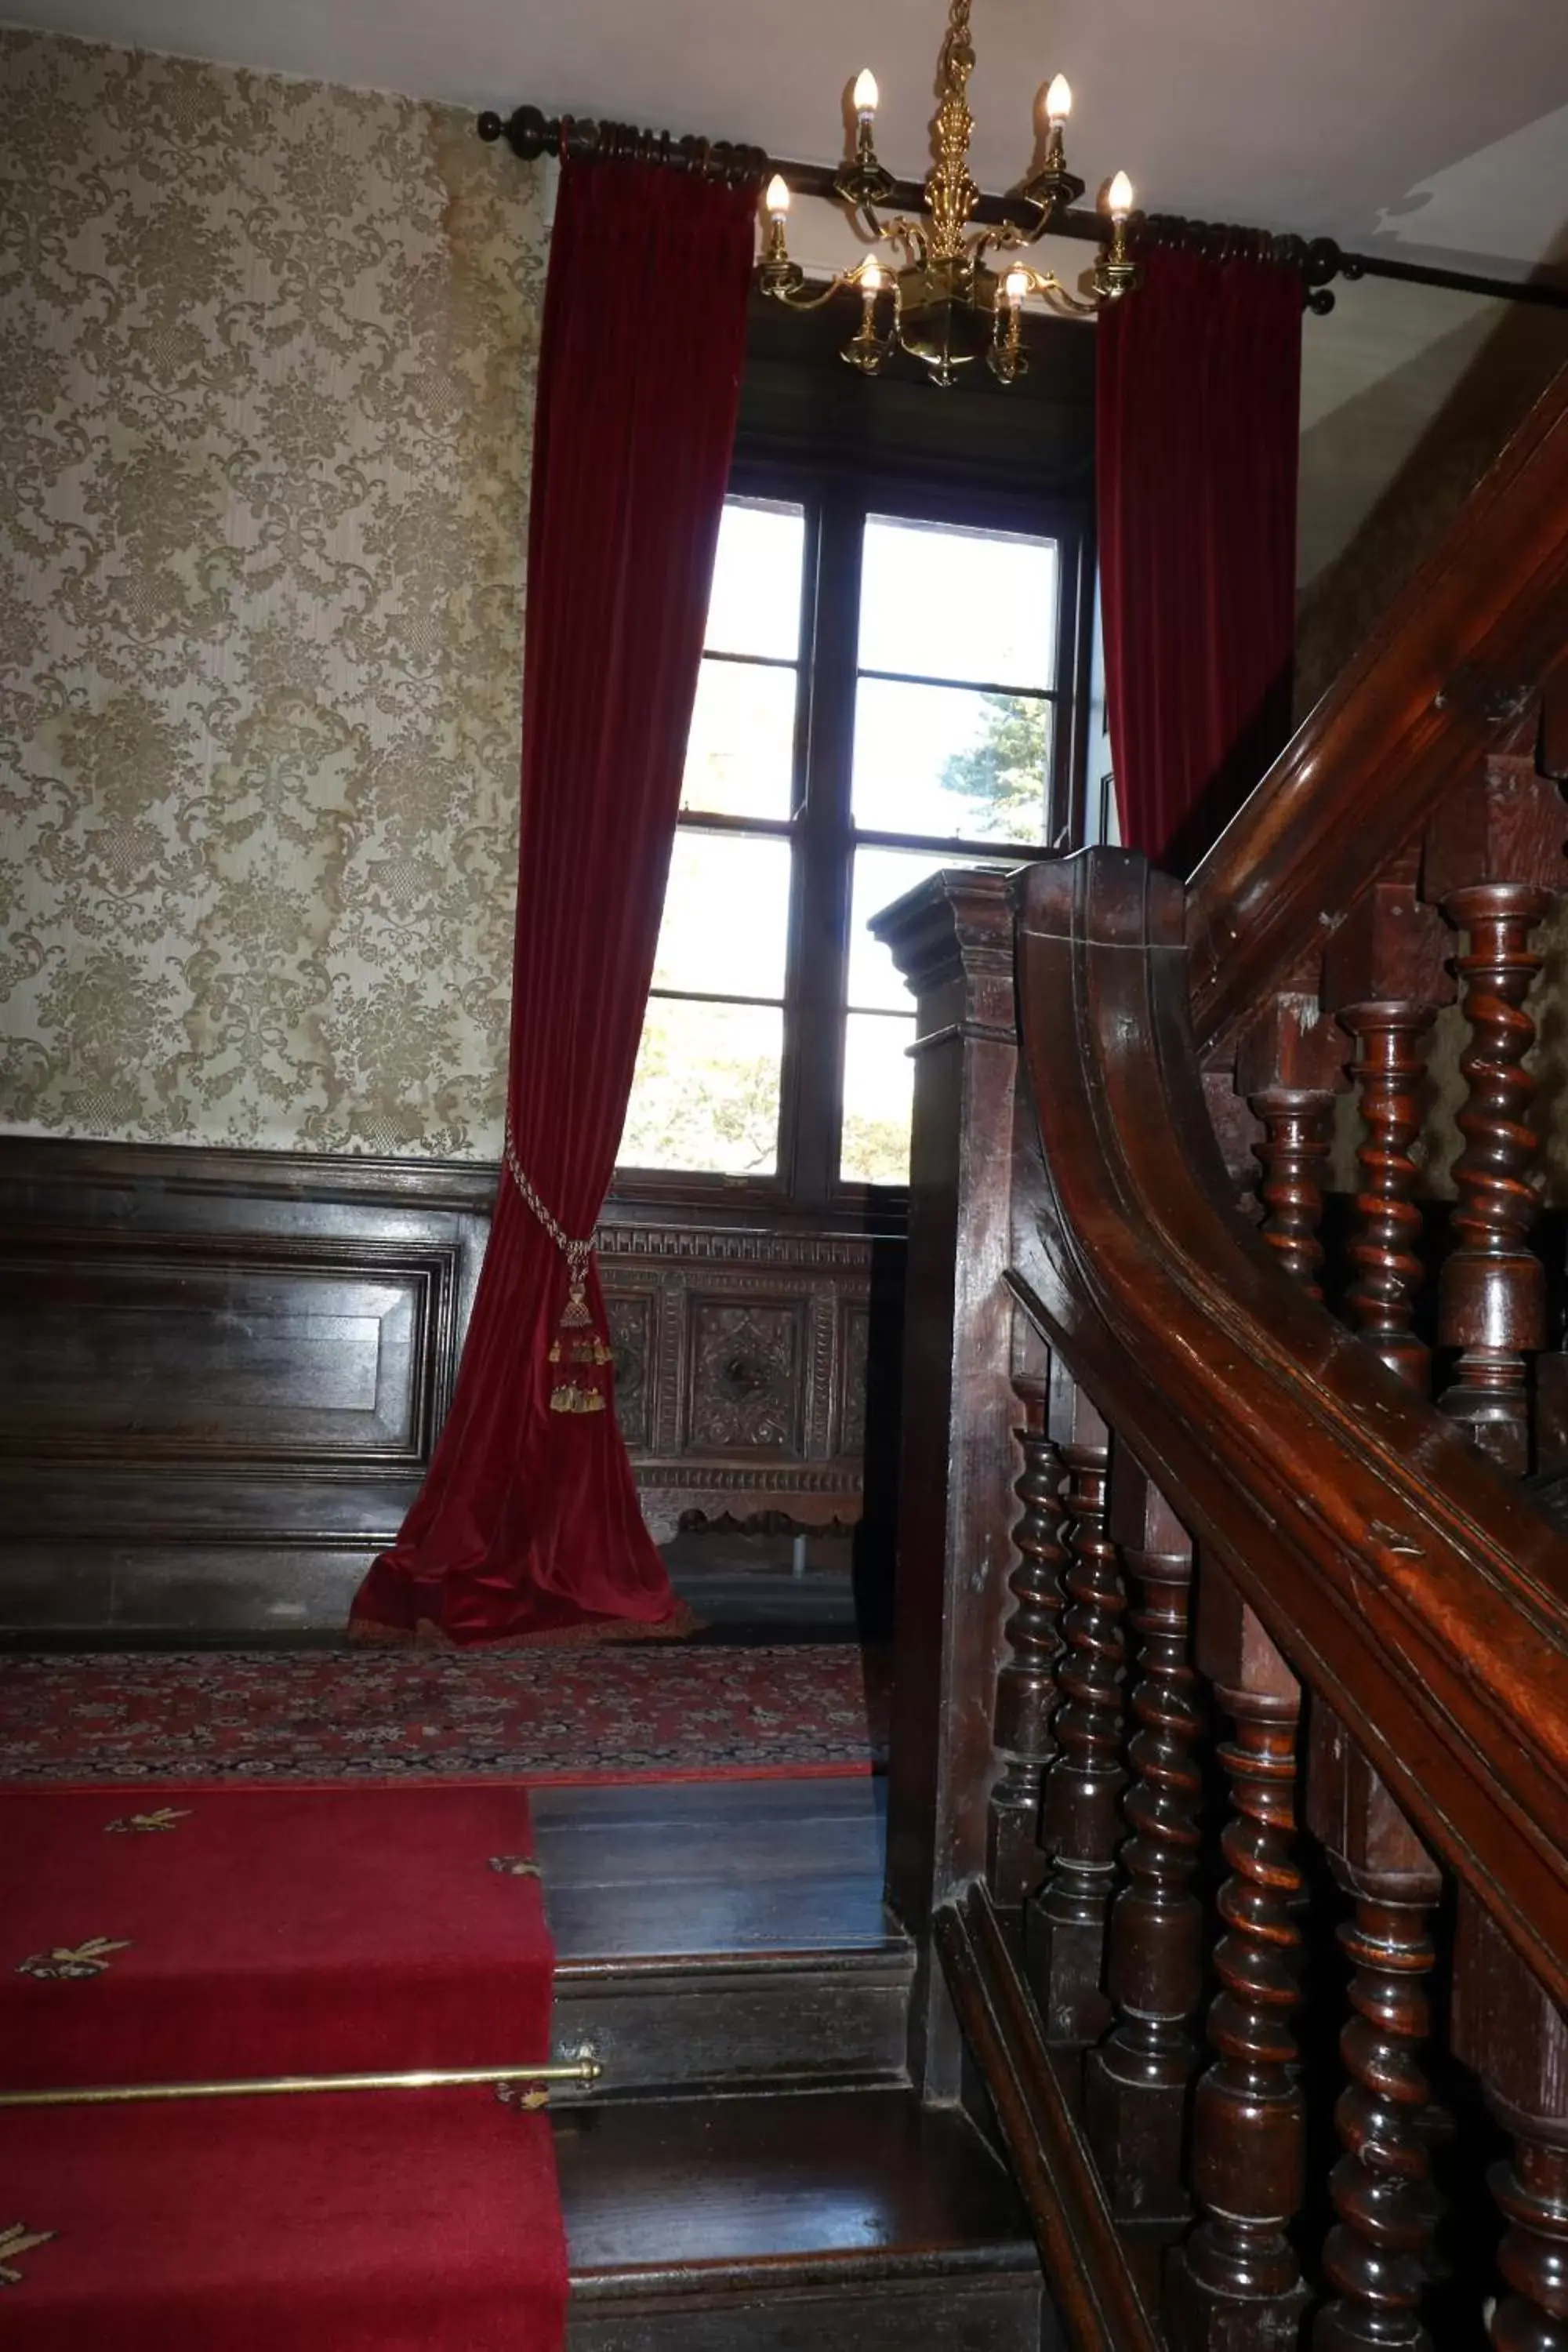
[0,1231,456,1465]
[0,1140,493,1637]
[0,1139,895,1635]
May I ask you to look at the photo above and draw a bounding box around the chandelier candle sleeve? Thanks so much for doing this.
[757,0,1140,384]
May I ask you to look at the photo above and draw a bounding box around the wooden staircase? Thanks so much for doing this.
[870,359,1568,2349]
[535,1777,1043,2348]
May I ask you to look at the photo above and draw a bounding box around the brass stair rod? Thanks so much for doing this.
[0,2058,602,2111]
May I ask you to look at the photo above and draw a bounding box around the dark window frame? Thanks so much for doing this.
[612,455,1094,1218]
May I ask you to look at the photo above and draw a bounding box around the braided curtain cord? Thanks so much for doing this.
[503,1122,611,1412]
[503,1120,594,1325]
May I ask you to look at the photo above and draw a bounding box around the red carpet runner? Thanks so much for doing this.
[0,1785,567,2348]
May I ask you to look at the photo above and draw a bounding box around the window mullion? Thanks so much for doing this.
[786,481,862,1208]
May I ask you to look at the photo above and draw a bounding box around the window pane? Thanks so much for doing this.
[840,1012,916,1185]
[852,677,1053,844]
[848,847,963,1011]
[650,833,790,1000]
[619,999,782,1175]
[858,517,1058,690]
[681,657,797,820]
[703,498,805,660]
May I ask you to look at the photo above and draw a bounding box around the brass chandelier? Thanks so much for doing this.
[758,0,1138,385]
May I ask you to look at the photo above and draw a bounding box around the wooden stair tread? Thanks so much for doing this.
[539,1777,912,2096]
[557,2086,1036,2290]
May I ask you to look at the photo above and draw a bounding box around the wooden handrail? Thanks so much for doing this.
[1186,359,1568,1062]
[1011,849,1568,2006]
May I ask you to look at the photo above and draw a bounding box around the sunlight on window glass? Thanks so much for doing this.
[650,833,791,1000]
[681,658,797,820]
[848,847,957,1011]
[702,499,806,661]
[858,517,1058,691]
[840,1011,916,1185]
[619,1000,783,1175]
[852,677,1053,844]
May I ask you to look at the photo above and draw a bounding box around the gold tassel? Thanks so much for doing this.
[558,1265,593,1329]
[550,1384,607,1416]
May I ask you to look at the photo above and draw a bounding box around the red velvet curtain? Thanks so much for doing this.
[1096,244,1302,873]
[350,159,757,1647]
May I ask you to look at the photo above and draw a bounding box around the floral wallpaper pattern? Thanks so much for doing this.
[0,31,550,1154]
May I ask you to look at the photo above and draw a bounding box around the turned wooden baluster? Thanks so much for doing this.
[987,1369,1065,1910]
[1307,1708,1443,2352]
[1452,1898,1568,2351]
[1168,1565,1309,2352]
[1085,1455,1203,2223]
[1322,861,1454,1392]
[1025,1365,1121,2048]
[1236,965,1348,1298]
[1424,757,1568,1474]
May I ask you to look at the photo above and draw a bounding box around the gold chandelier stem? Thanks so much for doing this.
[925,0,979,263]
[0,2059,603,2110]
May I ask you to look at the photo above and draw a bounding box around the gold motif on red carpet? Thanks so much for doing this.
[16,1937,129,1980]
[104,1808,191,1835]
[488,1855,542,1878]
[0,2221,55,2285]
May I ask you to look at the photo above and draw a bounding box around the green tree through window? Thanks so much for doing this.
[938,693,1051,837]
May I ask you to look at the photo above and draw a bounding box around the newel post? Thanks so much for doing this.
[873,866,1028,2098]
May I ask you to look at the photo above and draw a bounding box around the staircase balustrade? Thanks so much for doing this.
[877,362,1568,2350]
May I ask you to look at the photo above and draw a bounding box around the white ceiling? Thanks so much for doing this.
[9,0,1566,584]
[8,0,1568,284]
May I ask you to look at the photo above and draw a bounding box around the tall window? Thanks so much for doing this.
[618,476,1087,1200]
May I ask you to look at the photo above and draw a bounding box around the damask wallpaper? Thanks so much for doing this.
[0,30,550,1154]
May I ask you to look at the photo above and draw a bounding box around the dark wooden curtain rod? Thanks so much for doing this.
[477,102,1568,318]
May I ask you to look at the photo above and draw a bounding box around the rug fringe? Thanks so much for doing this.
[345,1599,702,1653]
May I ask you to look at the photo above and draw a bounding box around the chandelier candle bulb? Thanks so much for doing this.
[853,68,879,123]
[758,173,804,295]
[1094,169,1140,301]
[1004,267,1029,307]
[1044,74,1072,126]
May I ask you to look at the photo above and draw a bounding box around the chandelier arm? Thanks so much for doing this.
[880,216,929,266]
[1039,281,1101,320]
[766,267,880,314]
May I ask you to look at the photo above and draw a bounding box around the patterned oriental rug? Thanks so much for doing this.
[0,1784,566,2348]
[0,1644,887,1787]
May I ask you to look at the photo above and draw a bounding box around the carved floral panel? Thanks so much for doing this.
[0,31,550,1155]
[602,1288,655,1454]
[839,1301,871,1458]
[686,1300,804,1457]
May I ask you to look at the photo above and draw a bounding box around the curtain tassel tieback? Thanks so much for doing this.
[505,1123,612,1416]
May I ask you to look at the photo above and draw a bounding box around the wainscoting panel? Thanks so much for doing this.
[0,1236,455,1464]
[0,1140,902,1636]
